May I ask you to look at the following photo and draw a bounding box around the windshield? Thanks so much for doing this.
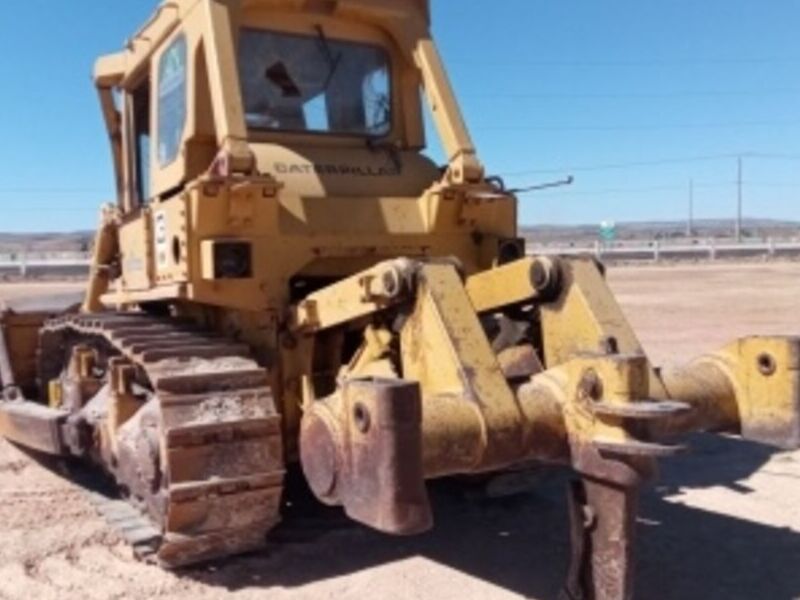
[238,28,392,137]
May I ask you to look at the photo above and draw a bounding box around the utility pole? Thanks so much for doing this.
[687,178,694,237]
[736,156,743,242]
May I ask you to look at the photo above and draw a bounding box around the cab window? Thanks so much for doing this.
[131,80,151,204]
[238,28,391,137]
[157,35,188,166]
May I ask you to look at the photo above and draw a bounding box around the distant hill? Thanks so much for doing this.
[523,218,800,245]
[0,232,93,253]
[0,218,798,252]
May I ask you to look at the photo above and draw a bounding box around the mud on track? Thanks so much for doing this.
[1,262,799,600]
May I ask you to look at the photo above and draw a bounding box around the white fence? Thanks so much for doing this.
[530,238,800,263]
[1,239,799,277]
[0,252,91,276]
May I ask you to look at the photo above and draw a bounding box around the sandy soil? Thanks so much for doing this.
[0,282,86,301]
[1,262,799,600]
[610,262,800,367]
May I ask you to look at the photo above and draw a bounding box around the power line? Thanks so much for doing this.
[744,181,800,188]
[751,152,800,161]
[1,155,799,197]
[736,157,744,242]
[476,118,800,133]
[517,180,734,198]
[463,88,800,100]
[498,152,800,177]
[1,182,797,201]
[0,209,99,213]
[449,56,800,68]
[0,188,108,194]
[516,179,800,198]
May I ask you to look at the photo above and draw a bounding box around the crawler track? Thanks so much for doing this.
[39,313,285,567]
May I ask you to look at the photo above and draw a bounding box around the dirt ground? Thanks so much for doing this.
[1,262,799,600]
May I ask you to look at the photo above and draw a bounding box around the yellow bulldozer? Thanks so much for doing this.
[0,1,798,598]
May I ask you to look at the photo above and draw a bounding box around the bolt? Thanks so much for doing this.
[579,370,604,403]
[381,268,403,299]
[599,336,619,355]
[2,387,20,402]
[531,261,549,290]
[353,403,371,434]
[530,257,563,299]
[757,353,777,377]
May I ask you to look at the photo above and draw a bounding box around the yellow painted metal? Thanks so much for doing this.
[656,337,800,448]
[346,325,397,380]
[200,0,254,173]
[411,38,483,183]
[83,205,121,313]
[301,255,800,488]
[721,337,800,446]
[400,263,525,475]
[106,359,142,454]
[291,259,416,332]
[537,257,673,403]
[279,330,314,458]
[563,354,651,449]
[48,380,63,409]
[199,239,221,280]
[313,260,681,479]
[540,258,647,367]
[466,258,537,313]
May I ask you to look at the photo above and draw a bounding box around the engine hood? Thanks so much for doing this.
[251,144,441,198]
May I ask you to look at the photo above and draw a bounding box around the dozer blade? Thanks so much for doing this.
[0,307,73,454]
[0,400,69,455]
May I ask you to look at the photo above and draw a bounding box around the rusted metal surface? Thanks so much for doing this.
[0,315,17,399]
[497,344,543,380]
[562,477,640,600]
[543,353,687,599]
[0,400,68,455]
[301,378,432,535]
[1,310,53,398]
[563,439,660,599]
[590,398,690,420]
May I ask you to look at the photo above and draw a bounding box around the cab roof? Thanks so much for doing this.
[95,0,430,88]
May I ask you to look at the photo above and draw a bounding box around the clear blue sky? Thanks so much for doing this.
[0,0,798,232]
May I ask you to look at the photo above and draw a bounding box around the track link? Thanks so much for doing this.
[41,312,285,568]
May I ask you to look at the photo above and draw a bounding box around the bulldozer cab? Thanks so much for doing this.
[94,0,478,214]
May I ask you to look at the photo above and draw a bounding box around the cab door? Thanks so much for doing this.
[118,31,196,293]
[118,74,155,292]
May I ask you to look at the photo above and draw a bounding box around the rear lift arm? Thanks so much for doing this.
[291,256,800,600]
